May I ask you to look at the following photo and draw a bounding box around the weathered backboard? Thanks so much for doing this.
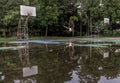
[20,5,36,16]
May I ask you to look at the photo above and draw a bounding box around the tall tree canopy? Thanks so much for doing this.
[0,0,120,37]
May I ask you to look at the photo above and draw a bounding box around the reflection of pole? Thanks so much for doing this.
[64,41,75,59]
[89,46,92,64]
[69,45,74,57]
[18,42,30,66]
[45,44,48,51]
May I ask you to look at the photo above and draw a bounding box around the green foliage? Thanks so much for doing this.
[0,0,22,25]
[70,16,78,21]
[105,31,120,37]
[2,10,19,25]
[37,0,60,26]
[23,0,30,5]
[0,0,120,37]
[103,24,110,30]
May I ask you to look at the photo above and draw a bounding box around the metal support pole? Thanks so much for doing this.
[17,15,30,41]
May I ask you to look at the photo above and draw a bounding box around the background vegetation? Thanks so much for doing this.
[0,0,120,37]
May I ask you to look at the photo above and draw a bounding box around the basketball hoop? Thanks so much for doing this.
[17,5,36,41]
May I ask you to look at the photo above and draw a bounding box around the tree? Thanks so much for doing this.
[37,0,60,37]
[0,0,22,37]
[69,16,78,36]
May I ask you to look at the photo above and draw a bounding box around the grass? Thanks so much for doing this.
[29,36,75,40]
[0,37,16,43]
[0,36,76,43]
[1,36,120,43]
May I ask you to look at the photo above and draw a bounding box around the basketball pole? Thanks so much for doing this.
[18,5,36,41]
[17,14,30,41]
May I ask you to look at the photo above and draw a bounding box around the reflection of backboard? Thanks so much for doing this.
[103,52,109,58]
[20,5,36,16]
[23,65,38,77]
[0,72,5,81]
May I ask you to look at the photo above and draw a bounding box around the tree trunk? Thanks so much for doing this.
[87,11,91,36]
[80,20,82,36]
[8,26,11,37]
[4,27,6,38]
[45,25,48,37]
[72,26,74,37]
[87,18,90,36]
[90,16,92,37]
[88,16,92,36]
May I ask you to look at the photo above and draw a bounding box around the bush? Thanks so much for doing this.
[104,31,120,37]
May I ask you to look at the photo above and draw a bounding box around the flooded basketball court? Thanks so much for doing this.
[0,38,120,83]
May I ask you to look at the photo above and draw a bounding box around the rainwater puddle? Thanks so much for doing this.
[0,39,120,83]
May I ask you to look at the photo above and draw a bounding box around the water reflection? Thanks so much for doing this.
[64,41,75,60]
[0,72,5,81]
[14,77,37,83]
[16,41,38,83]
[76,45,120,83]
[17,42,30,66]
[64,71,80,83]
[23,65,38,77]
[103,52,109,58]
[0,40,120,83]
[0,41,38,83]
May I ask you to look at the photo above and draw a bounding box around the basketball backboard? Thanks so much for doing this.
[104,18,109,24]
[20,5,36,16]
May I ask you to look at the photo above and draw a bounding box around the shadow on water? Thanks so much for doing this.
[0,39,120,83]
